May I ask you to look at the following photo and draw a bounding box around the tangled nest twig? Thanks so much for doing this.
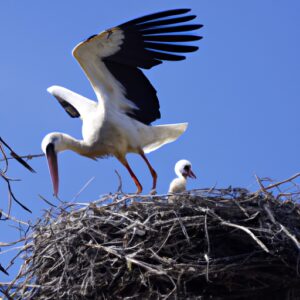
[1,174,300,300]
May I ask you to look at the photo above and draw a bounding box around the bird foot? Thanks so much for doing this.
[135,188,142,195]
[150,189,157,195]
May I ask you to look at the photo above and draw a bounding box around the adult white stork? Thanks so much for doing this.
[41,8,202,196]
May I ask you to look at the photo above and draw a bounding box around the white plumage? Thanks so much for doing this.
[168,160,196,193]
[41,9,202,196]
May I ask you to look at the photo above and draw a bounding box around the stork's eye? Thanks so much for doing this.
[184,165,190,172]
[51,137,59,143]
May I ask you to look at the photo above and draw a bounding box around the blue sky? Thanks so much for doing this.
[1,0,300,279]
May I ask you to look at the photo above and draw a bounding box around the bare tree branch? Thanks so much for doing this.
[0,137,36,173]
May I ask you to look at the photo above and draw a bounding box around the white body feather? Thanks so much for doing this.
[45,86,187,159]
[169,177,187,193]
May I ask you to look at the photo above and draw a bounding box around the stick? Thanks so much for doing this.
[0,137,36,173]
[221,221,269,253]
[264,173,300,191]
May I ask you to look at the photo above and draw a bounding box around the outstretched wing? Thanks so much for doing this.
[72,8,202,125]
[47,86,97,119]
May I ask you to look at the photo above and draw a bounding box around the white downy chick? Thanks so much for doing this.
[168,160,196,194]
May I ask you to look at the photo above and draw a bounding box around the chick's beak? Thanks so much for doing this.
[187,169,196,179]
[46,143,59,197]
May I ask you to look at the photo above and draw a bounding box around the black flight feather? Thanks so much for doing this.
[52,95,81,118]
[103,8,202,125]
[143,34,202,43]
[120,8,191,27]
[104,60,160,125]
[136,15,197,29]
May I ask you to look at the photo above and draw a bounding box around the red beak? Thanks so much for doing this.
[187,169,196,179]
[46,143,59,197]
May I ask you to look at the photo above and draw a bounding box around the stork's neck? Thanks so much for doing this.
[175,172,187,186]
[178,176,187,184]
[175,170,186,179]
[58,133,92,156]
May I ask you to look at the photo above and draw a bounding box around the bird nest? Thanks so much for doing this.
[3,182,300,299]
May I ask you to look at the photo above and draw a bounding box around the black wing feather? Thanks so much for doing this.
[147,50,186,62]
[53,95,81,118]
[104,61,160,125]
[144,34,202,42]
[136,15,196,29]
[120,8,191,27]
[141,24,203,35]
[103,8,202,125]
[144,42,198,53]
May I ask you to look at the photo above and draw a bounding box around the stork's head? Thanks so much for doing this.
[175,159,196,179]
[41,132,65,197]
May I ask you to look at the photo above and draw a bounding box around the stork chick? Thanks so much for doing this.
[168,160,196,194]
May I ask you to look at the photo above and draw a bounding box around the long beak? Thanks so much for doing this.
[187,169,196,179]
[46,143,59,197]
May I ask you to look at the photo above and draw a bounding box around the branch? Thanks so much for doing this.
[0,153,44,162]
[221,221,269,253]
[264,173,300,191]
[0,137,36,173]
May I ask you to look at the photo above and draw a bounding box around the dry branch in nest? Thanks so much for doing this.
[2,183,300,299]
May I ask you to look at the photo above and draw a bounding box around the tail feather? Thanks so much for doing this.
[142,123,188,154]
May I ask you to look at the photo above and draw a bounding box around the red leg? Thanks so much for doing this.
[139,151,157,193]
[118,157,142,194]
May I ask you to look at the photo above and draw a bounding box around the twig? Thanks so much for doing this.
[0,264,9,275]
[1,174,32,213]
[221,221,269,253]
[0,282,41,288]
[264,173,300,191]
[38,195,57,208]
[0,137,36,173]
[204,213,211,282]
[72,176,95,201]
[0,142,8,173]
[0,153,44,162]
[255,174,271,196]
[114,170,123,193]
[263,204,276,224]
[279,224,300,250]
